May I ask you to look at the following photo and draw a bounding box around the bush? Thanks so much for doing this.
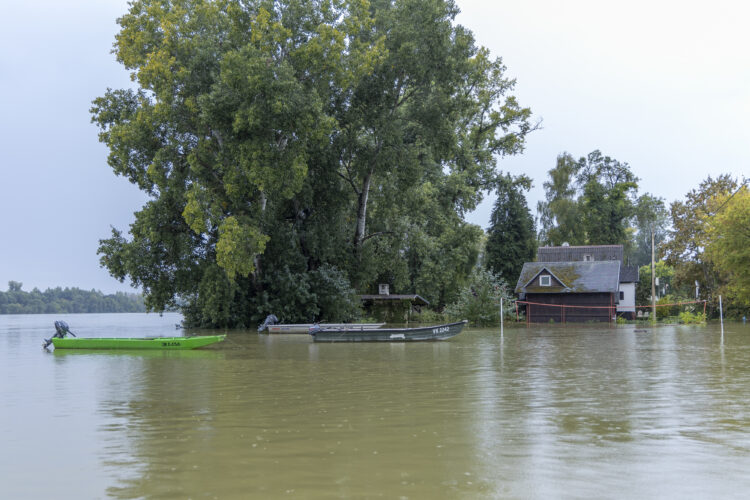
[656,295,680,319]
[308,265,361,322]
[678,311,706,324]
[415,308,447,324]
[444,269,511,326]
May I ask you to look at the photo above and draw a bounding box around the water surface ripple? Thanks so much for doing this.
[2,314,750,498]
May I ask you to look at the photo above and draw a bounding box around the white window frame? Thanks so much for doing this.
[540,275,551,286]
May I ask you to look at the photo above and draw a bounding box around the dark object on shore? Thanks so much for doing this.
[257,314,279,332]
[634,329,649,332]
[43,320,76,349]
[309,320,467,342]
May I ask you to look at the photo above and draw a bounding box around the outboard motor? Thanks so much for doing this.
[54,321,73,337]
[257,314,279,332]
[43,320,76,349]
[308,324,322,336]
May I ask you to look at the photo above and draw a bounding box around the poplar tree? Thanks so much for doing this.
[92,0,533,326]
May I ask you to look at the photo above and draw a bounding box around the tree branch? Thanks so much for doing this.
[337,170,359,195]
[362,231,395,243]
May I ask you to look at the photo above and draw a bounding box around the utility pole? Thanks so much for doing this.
[500,297,504,338]
[651,225,656,323]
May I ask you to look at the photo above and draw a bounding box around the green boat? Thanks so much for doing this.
[44,320,225,350]
[51,335,226,350]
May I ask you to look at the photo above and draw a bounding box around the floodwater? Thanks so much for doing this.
[2,314,750,499]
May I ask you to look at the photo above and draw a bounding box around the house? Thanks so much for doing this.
[617,265,639,319]
[515,244,640,322]
[515,260,621,322]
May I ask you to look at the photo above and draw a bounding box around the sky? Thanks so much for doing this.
[0,0,748,294]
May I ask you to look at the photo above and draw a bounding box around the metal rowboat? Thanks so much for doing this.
[309,320,467,342]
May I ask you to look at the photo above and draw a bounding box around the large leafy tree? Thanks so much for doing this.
[577,150,638,245]
[662,174,739,314]
[92,0,533,326]
[536,153,583,246]
[704,183,750,313]
[630,193,669,267]
[485,173,536,283]
[537,150,638,248]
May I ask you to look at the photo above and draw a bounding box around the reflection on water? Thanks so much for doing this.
[52,349,225,359]
[3,315,750,498]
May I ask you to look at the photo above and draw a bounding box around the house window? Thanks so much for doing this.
[583,254,593,262]
[540,275,551,286]
[619,291,624,300]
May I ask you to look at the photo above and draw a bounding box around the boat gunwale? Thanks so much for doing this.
[316,320,467,334]
[52,335,225,341]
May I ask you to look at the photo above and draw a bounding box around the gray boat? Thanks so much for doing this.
[309,320,468,342]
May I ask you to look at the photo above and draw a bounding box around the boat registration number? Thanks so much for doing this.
[432,327,449,334]
[162,341,181,347]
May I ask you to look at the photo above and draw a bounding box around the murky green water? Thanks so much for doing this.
[2,314,750,498]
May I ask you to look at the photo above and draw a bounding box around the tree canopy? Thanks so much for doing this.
[577,150,638,246]
[662,175,736,309]
[536,153,584,246]
[93,0,533,327]
[535,150,673,270]
[705,184,750,311]
[537,150,640,248]
[0,282,145,314]
[630,193,669,268]
[485,173,536,283]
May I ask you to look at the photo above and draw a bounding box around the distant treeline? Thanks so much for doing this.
[0,281,145,314]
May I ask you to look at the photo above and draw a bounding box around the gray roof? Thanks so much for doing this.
[515,261,621,294]
[619,265,639,283]
[537,245,623,263]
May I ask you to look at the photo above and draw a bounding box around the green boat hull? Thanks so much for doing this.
[51,335,226,350]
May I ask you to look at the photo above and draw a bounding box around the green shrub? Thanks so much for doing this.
[308,264,361,322]
[678,311,706,324]
[656,295,680,319]
[415,308,447,324]
[444,269,511,326]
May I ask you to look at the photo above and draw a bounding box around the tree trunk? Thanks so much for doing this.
[253,190,267,291]
[353,172,372,254]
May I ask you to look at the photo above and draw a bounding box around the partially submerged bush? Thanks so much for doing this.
[444,269,512,326]
[656,295,681,319]
[308,264,361,323]
[415,308,447,324]
[678,310,706,324]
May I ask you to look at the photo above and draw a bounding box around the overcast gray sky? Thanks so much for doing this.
[1,0,748,293]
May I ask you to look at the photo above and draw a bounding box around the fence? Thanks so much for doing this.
[514,299,708,325]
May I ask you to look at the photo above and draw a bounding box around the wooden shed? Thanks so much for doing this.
[359,294,429,323]
[514,261,621,323]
